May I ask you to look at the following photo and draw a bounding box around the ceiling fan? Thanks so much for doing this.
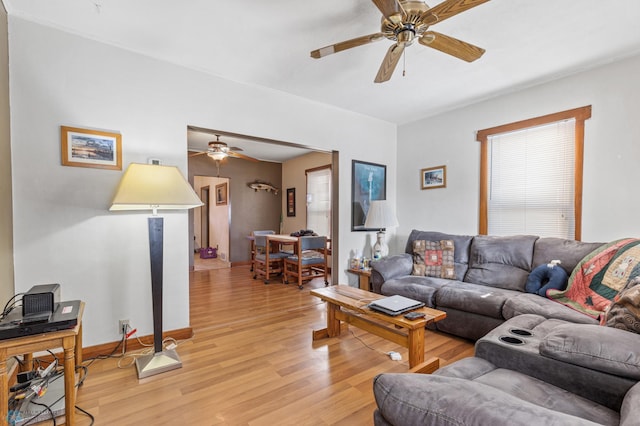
[189,135,259,162]
[189,135,259,175]
[310,0,490,83]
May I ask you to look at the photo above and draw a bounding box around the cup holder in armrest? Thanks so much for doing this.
[499,335,525,345]
[509,328,534,337]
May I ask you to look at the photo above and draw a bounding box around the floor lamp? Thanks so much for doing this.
[110,163,202,379]
[364,200,399,260]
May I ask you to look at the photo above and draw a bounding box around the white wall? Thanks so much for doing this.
[9,18,396,346]
[397,53,640,248]
[0,2,13,305]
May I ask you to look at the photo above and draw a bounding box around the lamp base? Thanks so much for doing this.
[373,230,389,259]
[135,349,182,379]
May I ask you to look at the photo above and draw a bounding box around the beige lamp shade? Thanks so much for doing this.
[364,200,399,229]
[110,163,203,213]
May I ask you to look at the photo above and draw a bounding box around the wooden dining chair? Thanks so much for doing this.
[250,230,275,272]
[253,234,289,284]
[283,236,329,289]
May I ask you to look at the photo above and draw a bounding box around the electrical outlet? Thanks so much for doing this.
[119,319,129,334]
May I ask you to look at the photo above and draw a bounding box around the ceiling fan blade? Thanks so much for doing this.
[311,33,384,59]
[227,151,260,162]
[188,150,207,157]
[421,0,490,25]
[419,31,485,62]
[371,0,405,24]
[374,43,405,83]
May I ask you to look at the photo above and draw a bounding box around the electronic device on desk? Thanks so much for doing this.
[22,284,60,324]
[0,284,80,340]
[368,295,425,316]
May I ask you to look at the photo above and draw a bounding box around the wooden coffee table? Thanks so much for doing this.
[311,286,446,372]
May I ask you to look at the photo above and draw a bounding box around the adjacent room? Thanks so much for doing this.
[2,1,640,425]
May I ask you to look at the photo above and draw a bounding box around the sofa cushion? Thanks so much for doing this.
[379,276,452,307]
[540,323,640,380]
[503,293,598,324]
[436,356,620,425]
[373,373,608,426]
[435,281,519,319]
[464,234,539,291]
[532,237,604,274]
[405,230,473,280]
[410,239,455,279]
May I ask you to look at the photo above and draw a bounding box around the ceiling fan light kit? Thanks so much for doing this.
[189,134,260,174]
[310,0,490,83]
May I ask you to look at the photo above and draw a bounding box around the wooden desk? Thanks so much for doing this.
[347,268,371,291]
[0,302,84,426]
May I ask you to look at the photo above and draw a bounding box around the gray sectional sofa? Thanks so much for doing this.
[370,230,640,425]
[370,230,603,340]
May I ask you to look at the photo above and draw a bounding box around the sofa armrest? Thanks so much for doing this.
[540,324,640,380]
[621,382,640,426]
[370,253,413,293]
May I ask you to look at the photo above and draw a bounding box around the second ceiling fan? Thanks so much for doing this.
[310,0,490,83]
[189,135,259,175]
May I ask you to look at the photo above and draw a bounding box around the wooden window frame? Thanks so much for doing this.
[476,105,592,240]
[305,164,332,235]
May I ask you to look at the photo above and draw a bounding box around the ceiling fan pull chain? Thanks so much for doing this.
[403,48,406,77]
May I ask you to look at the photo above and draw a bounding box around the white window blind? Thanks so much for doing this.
[306,167,331,237]
[488,119,575,239]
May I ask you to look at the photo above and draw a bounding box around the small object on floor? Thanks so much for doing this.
[388,351,402,361]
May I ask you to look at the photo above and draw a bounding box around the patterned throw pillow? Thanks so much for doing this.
[602,277,640,334]
[412,240,455,279]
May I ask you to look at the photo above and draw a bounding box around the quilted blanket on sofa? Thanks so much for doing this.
[547,238,640,318]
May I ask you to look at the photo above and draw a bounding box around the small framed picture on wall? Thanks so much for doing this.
[60,126,122,170]
[421,165,446,190]
[287,188,296,217]
[216,182,228,205]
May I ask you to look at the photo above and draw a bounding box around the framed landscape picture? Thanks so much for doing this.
[421,165,446,190]
[60,126,122,170]
[351,160,386,231]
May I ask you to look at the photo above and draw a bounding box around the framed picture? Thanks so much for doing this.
[421,165,447,190]
[351,160,386,231]
[286,188,296,217]
[60,126,122,170]
[215,182,228,206]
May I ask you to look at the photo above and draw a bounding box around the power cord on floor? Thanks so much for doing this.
[347,328,408,366]
[117,331,182,369]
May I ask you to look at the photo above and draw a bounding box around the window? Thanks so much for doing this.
[306,165,332,237]
[476,106,591,240]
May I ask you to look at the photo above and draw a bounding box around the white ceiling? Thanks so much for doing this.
[5,0,640,159]
[186,127,321,163]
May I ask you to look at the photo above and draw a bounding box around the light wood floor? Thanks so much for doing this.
[72,266,474,425]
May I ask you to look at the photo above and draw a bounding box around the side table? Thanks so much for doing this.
[0,302,84,426]
[347,268,371,291]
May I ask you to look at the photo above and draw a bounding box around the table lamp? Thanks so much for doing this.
[364,200,399,260]
[110,163,202,379]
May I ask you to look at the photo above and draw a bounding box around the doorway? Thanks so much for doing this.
[187,127,339,283]
[193,176,231,270]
